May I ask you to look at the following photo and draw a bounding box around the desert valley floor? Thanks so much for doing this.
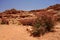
[0,22,60,40]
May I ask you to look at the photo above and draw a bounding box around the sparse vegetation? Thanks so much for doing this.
[30,12,55,37]
[0,4,60,38]
[1,20,9,24]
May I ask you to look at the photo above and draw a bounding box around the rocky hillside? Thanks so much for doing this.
[0,4,60,25]
[0,4,60,40]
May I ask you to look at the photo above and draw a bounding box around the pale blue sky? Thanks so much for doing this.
[0,0,60,12]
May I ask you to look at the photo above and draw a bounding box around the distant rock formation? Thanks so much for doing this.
[0,4,60,25]
[47,4,60,10]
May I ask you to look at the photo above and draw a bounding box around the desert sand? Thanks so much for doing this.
[0,22,60,40]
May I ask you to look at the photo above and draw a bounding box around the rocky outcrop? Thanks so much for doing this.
[0,4,60,25]
[47,4,60,10]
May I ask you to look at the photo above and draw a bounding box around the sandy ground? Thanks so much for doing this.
[0,22,60,40]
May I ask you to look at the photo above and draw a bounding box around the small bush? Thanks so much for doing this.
[33,18,41,28]
[30,18,45,37]
[45,20,54,32]
[30,29,41,37]
[1,20,9,24]
[29,12,55,37]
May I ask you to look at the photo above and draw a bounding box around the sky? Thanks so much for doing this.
[0,0,60,12]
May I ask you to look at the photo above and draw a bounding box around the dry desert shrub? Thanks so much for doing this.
[29,12,55,37]
[1,18,9,24]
